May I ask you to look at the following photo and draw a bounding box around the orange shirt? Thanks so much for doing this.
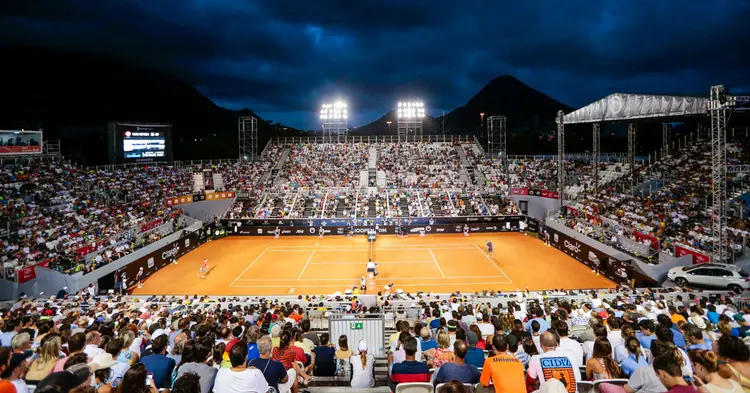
[671,314,687,325]
[480,353,526,393]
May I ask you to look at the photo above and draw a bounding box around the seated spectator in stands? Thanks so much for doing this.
[85,331,106,360]
[464,331,485,369]
[245,326,261,362]
[614,325,638,363]
[390,336,429,393]
[336,335,353,360]
[351,340,375,389]
[531,320,543,354]
[390,332,423,370]
[527,332,581,392]
[684,324,711,351]
[26,334,61,384]
[300,319,319,346]
[717,335,750,388]
[620,337,650,377]
[689,350,743,393]
[434,340,480,387]
[171,372,200,393]
[480,334,525,393]
[419,327,438,352]
[312,333,335,376]
[476,313,495,338]
[118,363,159,393]
[528,307,551,334]
[272,330,312,386]
[653,354,696,393]
[248,335,289,393]
[140,334,175,389]
[213,339,269,393]
[53,332,86,372]
[390,321,423,353]
[586,338,622,381]
[469,325,487,350]
[658,314,686,348]
[637,320,658,350]
[425,330,454,369]
[554,320,583,369]
[3,352,31,393]
[654,328,693,378]
[583,324,608,363]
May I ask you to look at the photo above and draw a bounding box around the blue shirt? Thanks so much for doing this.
[247,343,260,363]
[636,333,657,349]
[420,339,438,352]
[707,311,719,325]
[248,358,287,393]
[312,346,336,376]
[486,242,493,251]
[464,347,485,369]
[527,317,550,334]
[620,354,649,377]
[671,328,687,348]
[434,362,480,386]
[141,354,176,389]
[686,338,712,351]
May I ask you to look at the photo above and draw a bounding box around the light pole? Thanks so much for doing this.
[386,121,392,134]
[480,112,485,128]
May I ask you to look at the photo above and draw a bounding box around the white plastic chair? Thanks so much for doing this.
[395,382,434,393]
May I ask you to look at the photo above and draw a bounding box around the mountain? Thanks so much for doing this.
[0,46,301,164]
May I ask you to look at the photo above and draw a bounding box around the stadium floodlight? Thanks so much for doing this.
[320,100,349,139]
[396,100,425,141]
[396,101,425,119]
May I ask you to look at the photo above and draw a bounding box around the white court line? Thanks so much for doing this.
[428,248,445,278]
[231,280,514,288]
[267,247,476,252]
[229,247,269,287]
[308,261,434,265]
[297,250,316,280]
[268,243,477,248]
[235,275,508,281]
[265,250,319,252]
[473,244,514,284]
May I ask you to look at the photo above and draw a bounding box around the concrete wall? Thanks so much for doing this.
[179,198,235,222]
[511,195,560,221]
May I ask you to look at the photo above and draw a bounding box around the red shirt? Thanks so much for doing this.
[272,346,306,370]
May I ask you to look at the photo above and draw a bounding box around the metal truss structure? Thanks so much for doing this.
[662,123,670,157]
[238,116,258,161]
[556,110,565,207]
[628,123,636,195]
[396,101,425,142]
[709,85,750,262]
[487,116,508,178]
[592,123,600,193]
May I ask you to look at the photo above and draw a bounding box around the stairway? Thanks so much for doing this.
[269,147,290,186]
[455,145,475,185]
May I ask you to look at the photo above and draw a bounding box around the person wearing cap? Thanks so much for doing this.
[350,339,374,389]
[435,340,480,388]
[89,353,117,393]
[464,331,485,369]
[140,334,175,389]
[2,353,30,393]
[35,363,92,393]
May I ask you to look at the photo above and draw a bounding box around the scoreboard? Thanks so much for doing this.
[107,122,172,164]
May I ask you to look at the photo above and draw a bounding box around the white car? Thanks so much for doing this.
[667,263,750,291]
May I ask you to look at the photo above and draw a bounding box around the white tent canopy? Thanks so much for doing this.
[563,93,709,124]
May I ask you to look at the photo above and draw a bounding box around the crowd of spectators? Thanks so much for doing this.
[0,285,745,393]
[378,143,465,189]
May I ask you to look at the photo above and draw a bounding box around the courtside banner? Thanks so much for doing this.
[116,232,199,290]
[227,221,523,237]
[544,225,632,284]
[222,215,524,228]
[0,130,43,155]
[166,192,235,206]
[675,243,710,265]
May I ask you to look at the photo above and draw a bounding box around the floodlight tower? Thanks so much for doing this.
[320,101,349,141]
[238,116,257,161]
[397,101,425,142]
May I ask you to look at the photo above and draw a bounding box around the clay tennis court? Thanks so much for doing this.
[131,234,616,296]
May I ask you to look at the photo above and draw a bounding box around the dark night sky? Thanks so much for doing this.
[2,1,750,130]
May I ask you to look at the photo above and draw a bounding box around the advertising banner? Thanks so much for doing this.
[139,218,164,233]
[511,188,559,199]
[166,192,235,206]
[633,231,660,250]
[222,215,523,228]
[544,225,632,284]
[228,220,523,237]
[675,243,710,265]
[16,257,53,283]
[0,130,43,155]
[116,232,199,290]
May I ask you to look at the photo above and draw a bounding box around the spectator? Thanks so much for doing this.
[35,363,92,393]
[300,319,319,346]
[336,335,353,360]
[171,372,201,393]
[10,332,31,358]
[0,320,18,347]
[620,337,650,377]
[245,326,261,362]
[26,333,61,384]
[2,353,30,393]
[426,330,454,369]
[637,320,658,350]
[716,335,750,388]
[658,314,686,348]
[684,325,711,351]
[689,350,743,392]
[469,325,487,350]
[272,330,312,386]
[312,333,335,376]
[350,340,375,389]
[84,331,106,359]
[653,355,696,393]
[88,353,117,393]
[391,332,423,369]
[248,335,289,393]
[555,320,583,369]
[104,338,130,388]
[527,332,581,392]
[117,363,158,393]
[53,332,86,372]
[420,327,438,352]
[390,336,429,393]
[586,338,622,380]
[140,334,175,389]
[463,331,485,369]
[213,339,269,392]
[176,340,217,393]
[434,340,480,387]
[480,334,525,393]
[438,381,474,393]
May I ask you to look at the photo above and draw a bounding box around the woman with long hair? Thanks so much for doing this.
[717,335,750,389]
[585,338,621,380]
[350,340,374,388]
[273,330,313,385]
[689,349,743,392]
[336,335,353,360]
[469,325,486,350]
[619,336,649,377]
[26,334,61,384]
[117,363,157,393]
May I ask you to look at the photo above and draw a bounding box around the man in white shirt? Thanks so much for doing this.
[607,318,624,349]
[554,321,583,369]
[84,331,105,359]
[527,332,581,393]
[213,341,269,393]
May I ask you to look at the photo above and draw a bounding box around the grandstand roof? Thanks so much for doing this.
[563,93,709,124]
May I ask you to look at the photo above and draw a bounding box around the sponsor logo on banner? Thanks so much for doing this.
[511,188,529,196]
[425,226,432,232]
[256,229,263,234]
[147,257,155,268]
[436,228,445,232]
[295,230,304,234]
[410,227,424,233]
[309,228,316,234]
[466,217,478,222]
[486,226,497,231]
